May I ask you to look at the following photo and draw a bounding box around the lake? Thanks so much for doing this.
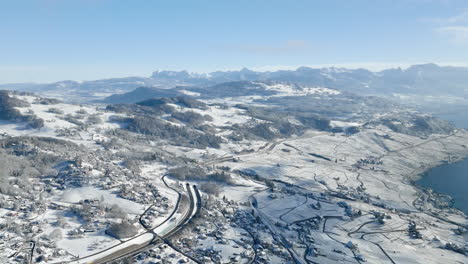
[417,158,468,214]
[416,112,468,214]
[436,112,468,129]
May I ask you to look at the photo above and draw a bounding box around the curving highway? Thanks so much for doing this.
[55,177,201,264]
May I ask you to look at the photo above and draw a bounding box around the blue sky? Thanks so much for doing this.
[1,0,468,83]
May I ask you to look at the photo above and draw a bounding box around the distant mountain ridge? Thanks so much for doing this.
[1,64,468,102]
[150,64,468,96]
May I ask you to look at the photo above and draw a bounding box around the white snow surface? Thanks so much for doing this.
[61,186,146,215]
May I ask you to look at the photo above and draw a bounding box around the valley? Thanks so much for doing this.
[0,80,467,263]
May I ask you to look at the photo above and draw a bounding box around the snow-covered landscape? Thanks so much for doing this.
[0,76,467,263]
[2,2,468,262]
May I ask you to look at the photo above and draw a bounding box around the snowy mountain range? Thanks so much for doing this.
[1,63,468,99]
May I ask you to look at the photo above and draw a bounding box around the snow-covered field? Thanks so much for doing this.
[1,90,467,264]
[61,187,146,215]
[209,128,468,263]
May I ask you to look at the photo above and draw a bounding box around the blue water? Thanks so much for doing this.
[436,112,468,129]
[416,112,468,214]
[417,159,468,214]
